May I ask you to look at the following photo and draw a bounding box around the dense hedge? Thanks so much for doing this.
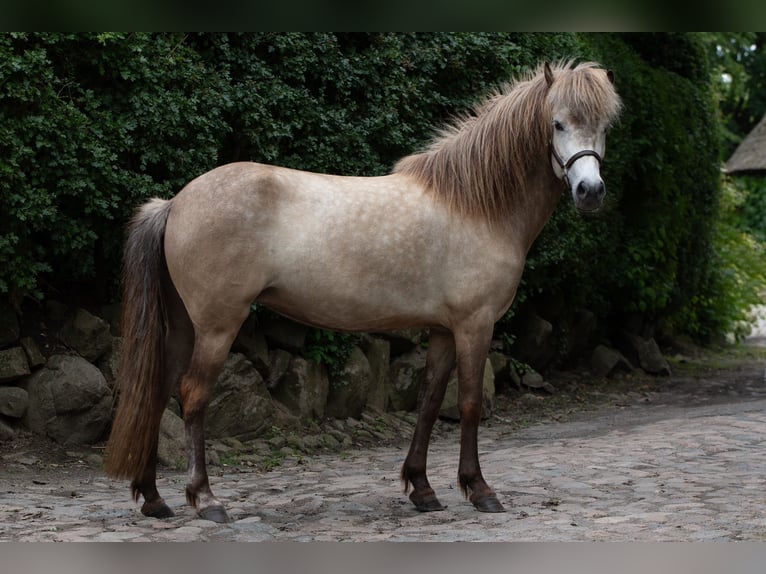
[0,33,740,343]
[583,33,726,340]
[510,33,728,342]
[0,32,571,298]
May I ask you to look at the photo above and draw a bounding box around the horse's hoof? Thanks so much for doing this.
[198,505,231,523]
[473,495,506,513]
[141,501,175,519]
[411,494,446,512]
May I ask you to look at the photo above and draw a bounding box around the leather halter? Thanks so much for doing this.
[549,141,603,189]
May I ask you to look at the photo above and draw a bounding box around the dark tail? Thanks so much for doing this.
[105,198,174,485]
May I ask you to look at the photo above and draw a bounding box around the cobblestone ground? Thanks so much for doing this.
[1,354,765,542]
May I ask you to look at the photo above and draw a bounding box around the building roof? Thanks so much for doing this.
[726,113,766,174]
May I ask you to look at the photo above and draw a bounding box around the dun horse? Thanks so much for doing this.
[105,61,622,522]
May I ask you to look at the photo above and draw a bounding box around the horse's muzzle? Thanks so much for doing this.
[574,179,606,213]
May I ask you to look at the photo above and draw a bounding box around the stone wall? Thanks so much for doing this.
[0,300,670,454]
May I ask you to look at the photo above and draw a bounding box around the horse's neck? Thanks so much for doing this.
[504,165,563,254]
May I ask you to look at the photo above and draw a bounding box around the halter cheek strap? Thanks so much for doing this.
[549,141,603,189]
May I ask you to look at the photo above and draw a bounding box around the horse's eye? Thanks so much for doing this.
[553,120,564,132]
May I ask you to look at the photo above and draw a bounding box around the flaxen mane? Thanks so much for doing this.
[394,60,622,224]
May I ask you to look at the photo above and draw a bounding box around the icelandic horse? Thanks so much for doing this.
[105,61,621,522]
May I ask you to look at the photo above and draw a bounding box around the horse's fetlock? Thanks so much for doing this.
[185,486,199,508]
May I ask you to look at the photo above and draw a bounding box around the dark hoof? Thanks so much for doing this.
[411,493,446,512]
[141,501,175,519]
[198,505,231,523]
[473,495,506,513]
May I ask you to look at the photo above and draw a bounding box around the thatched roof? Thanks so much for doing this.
[726,113,766,174]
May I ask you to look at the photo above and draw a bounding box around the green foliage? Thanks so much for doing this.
[707,32,766,157]
[303,329,359,379]
[688,177,766,341]
[599,34,725,340]
[733,175,766,242]
[0,32,755,345]
[505,33,731,343]
[0,32,229,298]
[0,32,526,299]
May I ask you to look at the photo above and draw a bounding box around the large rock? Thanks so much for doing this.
[0,386,28,418]
[326,347,371,419]
[271,355,328,420]
[157,408,186,469]
[617,332,672,376]
[590,344,633,378]
[520,371,556,394]
[21,354,112,445]
[376,329,424,357]
[0,347,31,383]
[232,314,270,377]
[388,347,426,412]
[206,353,278,440]
[267,349,293,389]
[96,336,122,385]
[363,338,390,411]
[99,302,122,336]
[439,358,495,420]
[510,312,556,372]
[0,418,15,441]
[19,337,46,369]
[260,315,309,353]
[59,308,112,362]
[566,308,597,361]
[0,301,20,347]
[488,351,511,394]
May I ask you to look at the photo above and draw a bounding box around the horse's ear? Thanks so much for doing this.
[544,62,554,87]
[606,69,615,84]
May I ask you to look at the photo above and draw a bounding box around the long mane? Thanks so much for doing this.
[393,60,622,224]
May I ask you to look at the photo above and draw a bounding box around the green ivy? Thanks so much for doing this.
[0,32,753,345]
[303,329,360,379]
[496,33,743,346]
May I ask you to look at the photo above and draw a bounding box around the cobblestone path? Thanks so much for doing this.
[2,366,765,541]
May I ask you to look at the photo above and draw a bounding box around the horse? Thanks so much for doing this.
[105,60,622,523]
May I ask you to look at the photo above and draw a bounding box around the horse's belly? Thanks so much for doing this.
[256,280,443,333]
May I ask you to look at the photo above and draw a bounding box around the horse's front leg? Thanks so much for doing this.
[455,319,506,513]
[401,328,456,511]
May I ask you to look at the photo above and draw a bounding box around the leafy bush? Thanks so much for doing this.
[0,32,751,346]
[505,33,732,345]
[303,329,360,378]
[0,32,533,299]
[698,177,766,340]
[0,32,229,297]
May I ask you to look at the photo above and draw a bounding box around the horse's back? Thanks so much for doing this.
[163,161,522,333]
[163,162,449,330]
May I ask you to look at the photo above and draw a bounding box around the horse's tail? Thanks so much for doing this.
[105,198,174,490]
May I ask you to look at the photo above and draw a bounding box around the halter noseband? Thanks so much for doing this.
[549,141,603,189]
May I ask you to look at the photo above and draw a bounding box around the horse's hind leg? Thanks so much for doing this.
[401,328,455,511]
[132,276,195,518]
[179,320,247,523]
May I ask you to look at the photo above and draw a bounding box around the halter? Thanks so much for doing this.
[549,141,603,189]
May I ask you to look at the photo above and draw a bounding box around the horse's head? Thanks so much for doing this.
[544,62,620,213]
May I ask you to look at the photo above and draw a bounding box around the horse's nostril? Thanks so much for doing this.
[577,180,605,199]
[596,180,605,198]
